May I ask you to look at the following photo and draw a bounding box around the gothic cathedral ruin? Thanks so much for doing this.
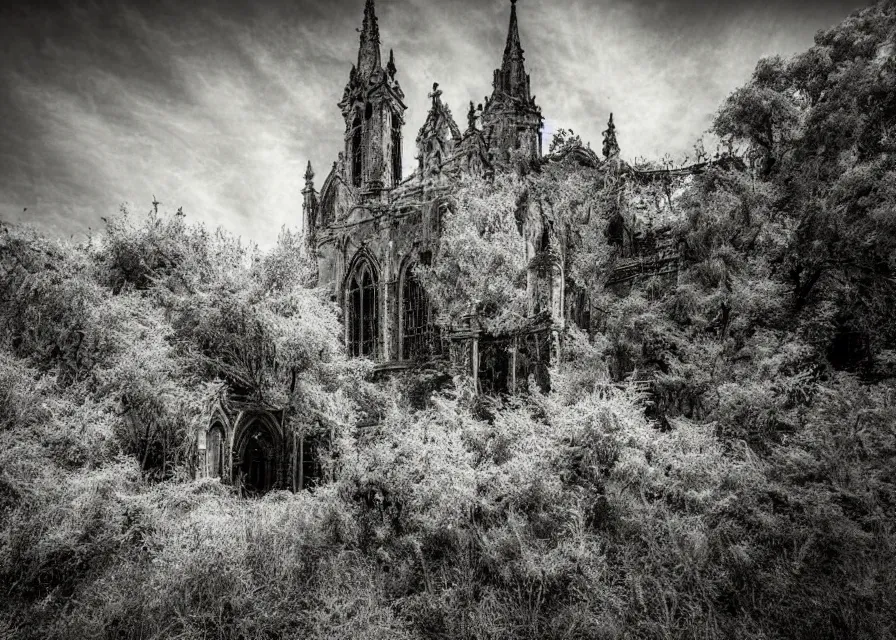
[196,0,694,493]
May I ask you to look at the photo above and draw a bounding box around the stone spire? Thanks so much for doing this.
[602,113,620,159]
[503,0,523,66]
[495,0,530,101]
[357,0,381,79]
[339,0,406,194]
[481,0,542,165]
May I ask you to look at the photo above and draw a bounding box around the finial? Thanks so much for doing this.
[429,82,442,105]
[387,48,397,77]
[304,161,314,183]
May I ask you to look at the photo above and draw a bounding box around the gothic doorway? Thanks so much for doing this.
[234,416,282,496]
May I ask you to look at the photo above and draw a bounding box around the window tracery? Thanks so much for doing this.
[348,258,379,358]
[401,263,439,360]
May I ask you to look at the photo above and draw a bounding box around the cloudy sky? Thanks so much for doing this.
[0,0,870,247]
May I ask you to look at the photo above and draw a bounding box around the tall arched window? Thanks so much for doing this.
[401,263,438,360]
[348,259,379,358]
[351,114,362,188]
[391,113,402,185]
[207,423,225,479]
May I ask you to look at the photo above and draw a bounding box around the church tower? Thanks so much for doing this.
[480,0,544,165]
[338,0,407,197]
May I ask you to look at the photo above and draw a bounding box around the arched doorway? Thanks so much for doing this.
[234,416,282,496]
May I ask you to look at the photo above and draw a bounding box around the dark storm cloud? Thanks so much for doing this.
[0,0,870,246]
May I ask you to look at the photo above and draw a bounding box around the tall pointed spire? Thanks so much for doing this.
[502,0,523,67]
[495,0,529,100]
[481,0,542,165]
[357,0,382,78]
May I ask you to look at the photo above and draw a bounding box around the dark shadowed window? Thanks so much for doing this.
[401,263,439,360]
[351,114,362,188]
[348,259,379,358]
[301,436,323,490]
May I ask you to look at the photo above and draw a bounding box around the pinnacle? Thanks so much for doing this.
[357,0,382,78]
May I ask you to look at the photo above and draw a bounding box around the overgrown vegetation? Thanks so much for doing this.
[2,3,896,638]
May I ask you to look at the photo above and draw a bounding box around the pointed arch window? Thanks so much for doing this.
[351,114,363,188]
[401,262,439,360]
[207,423,225,479]
[348,258,379,358]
